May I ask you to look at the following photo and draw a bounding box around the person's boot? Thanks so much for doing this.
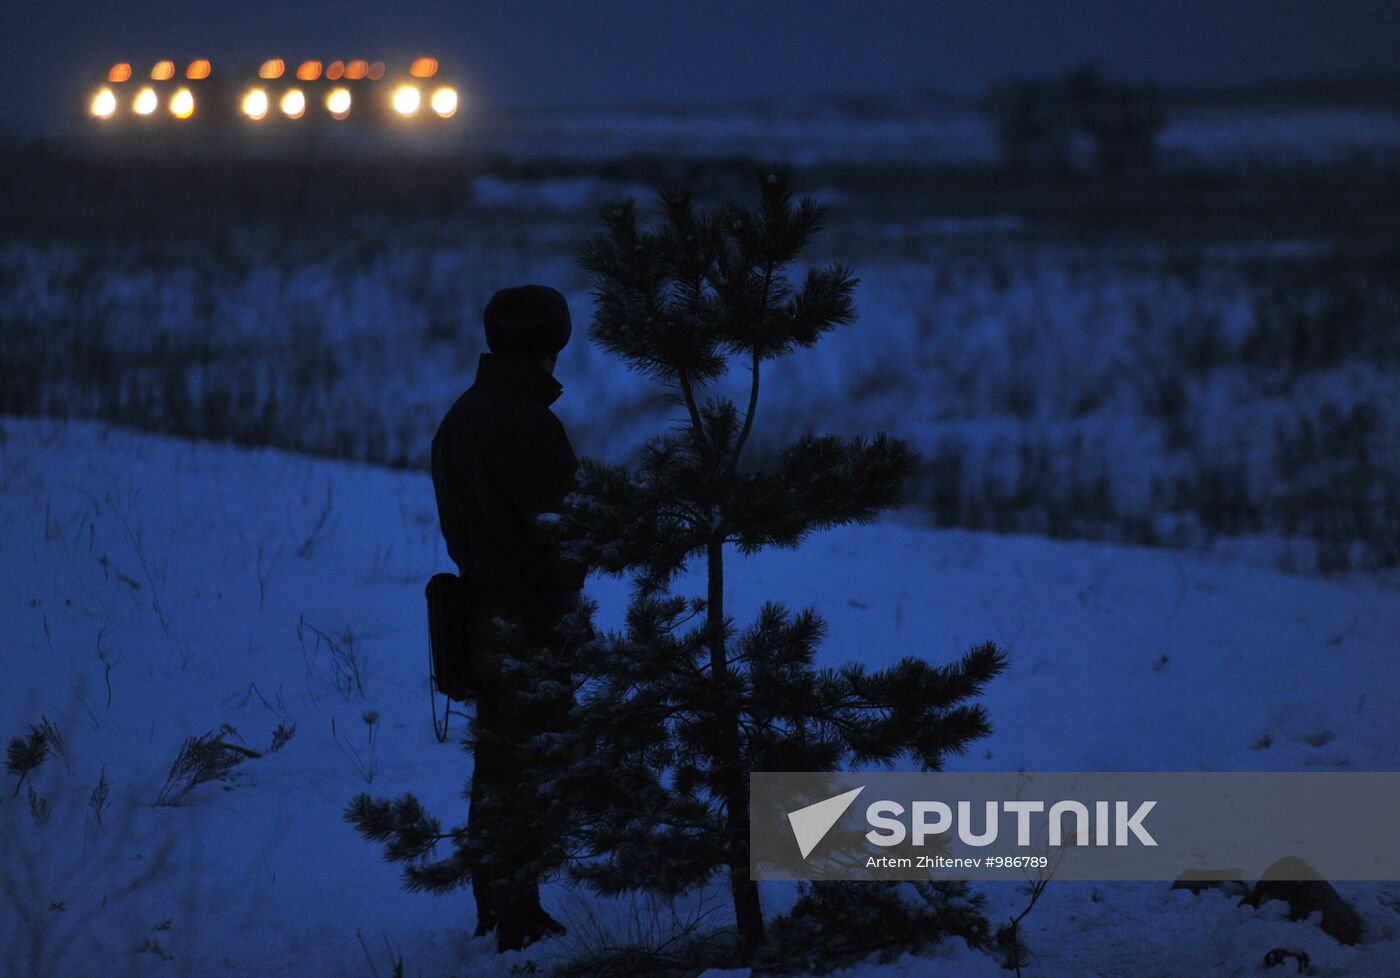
[521,907,566,946]
[494,884,566,951]
[516,882,565,948]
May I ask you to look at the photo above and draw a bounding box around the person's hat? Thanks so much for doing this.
[483,285,572,360]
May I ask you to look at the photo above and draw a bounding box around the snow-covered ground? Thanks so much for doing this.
[2,417,1398,977]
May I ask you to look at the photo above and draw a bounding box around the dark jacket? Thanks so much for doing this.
[431,353,584,610]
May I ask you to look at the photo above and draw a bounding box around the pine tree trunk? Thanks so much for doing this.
[707,535,765,959]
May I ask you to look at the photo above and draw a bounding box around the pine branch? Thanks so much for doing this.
[677,370,707,450]
[727,254,772,478]
[730,346,762,478]
[727,434,917,552]
[344,793,448,864]
[658,187,717,451]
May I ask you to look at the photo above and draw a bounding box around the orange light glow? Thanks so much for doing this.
[409,57,438,78]
[259,59,285,80]
[326,87,352,119]
[345,60,368,80]
[296,61,322,81]
[151,60,176,81]
[326,60,345,80]
[91,88,117,118]
[108,63,132,83]
[186,59,211,80]
[280,89,306,119]
[367,61,385,81]
[170,88,195,119]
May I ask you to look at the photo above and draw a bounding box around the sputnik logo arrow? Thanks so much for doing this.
[787,786,864,859]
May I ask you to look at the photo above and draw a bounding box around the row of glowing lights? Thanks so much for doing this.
[108,60,211,82]
[106,57,439,84]
[91,84,458,120]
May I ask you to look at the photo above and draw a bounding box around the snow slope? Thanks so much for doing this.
[1,417,1397,977]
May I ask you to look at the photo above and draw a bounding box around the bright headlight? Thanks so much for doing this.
[170,88,195,119]
[280,89,306,119]
[430,87,458,118]
[133,87,158,116]
[242,89,269,120]
[392,86,421,116]
[91,88,117,119]
[325,87,352,119]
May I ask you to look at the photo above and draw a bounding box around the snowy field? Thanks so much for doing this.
[3,417,1398,977]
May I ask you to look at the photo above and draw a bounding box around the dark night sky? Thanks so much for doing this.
[3,0,1399,131]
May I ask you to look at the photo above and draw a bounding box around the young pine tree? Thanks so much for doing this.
[554,169,1007,961]
[344,172,1006,965]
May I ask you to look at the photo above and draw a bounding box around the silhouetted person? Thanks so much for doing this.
[430,285,583,952]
